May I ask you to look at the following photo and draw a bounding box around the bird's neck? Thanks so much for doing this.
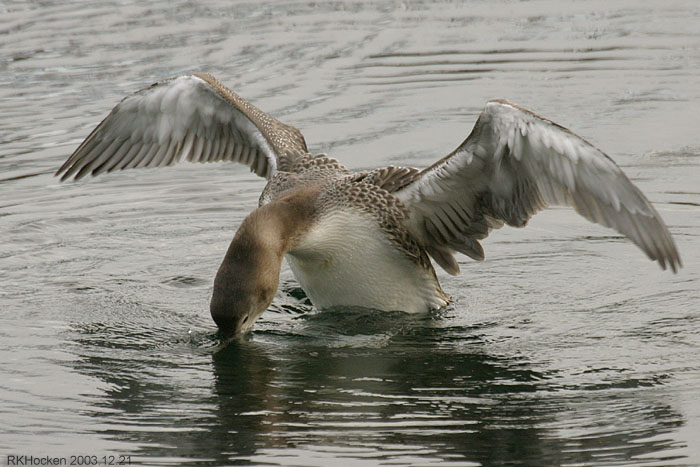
[210,191,318,334]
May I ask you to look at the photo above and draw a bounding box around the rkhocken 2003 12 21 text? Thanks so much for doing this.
[5,455,131,466]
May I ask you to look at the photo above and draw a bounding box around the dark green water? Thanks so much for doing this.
[2,0,699,464]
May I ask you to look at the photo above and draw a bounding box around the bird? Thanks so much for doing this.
[57,73,682,337]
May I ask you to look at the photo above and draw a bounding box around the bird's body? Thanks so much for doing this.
[267,165,448,314]
[286,205,448,314]
[57,73,681,336]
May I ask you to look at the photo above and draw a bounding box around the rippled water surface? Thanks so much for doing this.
[2,0,700,465]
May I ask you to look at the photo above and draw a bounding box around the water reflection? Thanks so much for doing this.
[66,308,685,465]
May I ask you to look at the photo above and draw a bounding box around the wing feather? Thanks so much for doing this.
[57,73,308,181]
[395,100,681,273]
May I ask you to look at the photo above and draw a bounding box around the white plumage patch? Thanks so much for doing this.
[286,211,447,314]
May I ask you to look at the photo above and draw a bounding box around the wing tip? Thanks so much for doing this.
[54,167,67,181]
[661,248,683,274]
[55,164,77,182]
[426,246,461,275]
[643,230,682,274]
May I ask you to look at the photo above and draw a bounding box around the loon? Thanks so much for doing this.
[57,73,682,337]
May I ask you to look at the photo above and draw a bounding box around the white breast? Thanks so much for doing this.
[285,210,447,313]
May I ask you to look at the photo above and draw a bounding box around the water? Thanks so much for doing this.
[2,0,700,464]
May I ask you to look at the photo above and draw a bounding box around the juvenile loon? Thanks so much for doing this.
[57,73,682,336]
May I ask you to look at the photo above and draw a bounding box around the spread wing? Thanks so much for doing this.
[56,73,308,181]
[394,99,681,274]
